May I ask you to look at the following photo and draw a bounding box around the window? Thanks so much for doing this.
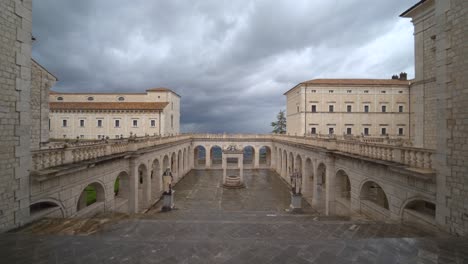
[80,120,85,127]
[311,127,316,134]
[297,106,300,113]
[364,128,369,136]
[398,128,404,136]
[346,127,352,135]
[381,90,386,94]
[118,97,125,101]
[115,135,120,139]
[151,120,156,127]
[62,120,67,127]
[347,90,352,93]
[57,97,63,101]
[80,135,84,139]
[87,96,94,101]
[132,120,138,127]
[171,102,174,110]
[311,105,317,113]
[364,90,369,93]
[399,105,404,112]
[381,105,387,113]
[329,90,334,93]
[115,119,120,128]
[347,105,352,113]
[171,115,174,129]
[311,90,316,93]
[97,119,103,127]
[364,105,369,113]
[399,90,403,94]
[63,135,66,138]
[328,127,334,135]
[381,127,387,135]
[329,105,334,112]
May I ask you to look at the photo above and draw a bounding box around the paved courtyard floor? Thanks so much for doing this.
[1,169,467,263]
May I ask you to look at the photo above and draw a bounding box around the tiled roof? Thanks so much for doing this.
[50,102,169,111]
[284,79,410,95]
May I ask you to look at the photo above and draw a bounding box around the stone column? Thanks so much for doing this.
[325,156,336,215]
[254,147,260,169]
[301,157,308,194]
[129,158,138,213]
[206,147,211,169]
[222,156,227,185]
[239,155,244,184]
[144,162,151,209]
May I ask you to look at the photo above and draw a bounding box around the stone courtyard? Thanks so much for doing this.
[1,169,467,263]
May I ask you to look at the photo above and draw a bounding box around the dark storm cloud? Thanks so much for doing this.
[32,0,415,133]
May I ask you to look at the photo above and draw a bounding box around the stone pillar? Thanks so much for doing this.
[144,162,151,209]
[206,146,211,169]
[301,158,308,194]
[222,156,227,185]
[129,159,138,213]
[325,156,336,215]
[254,147,260,169]
[239,155,244,183]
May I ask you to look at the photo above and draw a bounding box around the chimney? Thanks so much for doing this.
[399,72,407,81]
[391,74,399,80]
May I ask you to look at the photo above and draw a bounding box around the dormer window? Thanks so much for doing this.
[87,96,94,101]
[118,96,125,101]
[57,97,63,101]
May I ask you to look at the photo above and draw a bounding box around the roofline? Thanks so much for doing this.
[400,0,427,17]
[32,58,58,81]
[146,88,181,98]
[49,88,181,97]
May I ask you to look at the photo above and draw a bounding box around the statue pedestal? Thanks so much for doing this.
[289,192,302,213]
[162,191,175,212]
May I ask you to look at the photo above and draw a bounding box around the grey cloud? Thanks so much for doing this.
[32,0,416,133]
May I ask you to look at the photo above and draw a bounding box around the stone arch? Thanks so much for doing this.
[294,154,302,174]
[114,171,130,213]
[278,148,283,174]
[282,149,288,178]
[76,181,106,214]
[359,180,390,220]
[401,197,436,229]
[313,162,327,211]
[259,146,272,166]
[210,145,223,167]
[151,159,162,199]
[30,198,66,220]
[335,169,351,215]
[243,145,255,165]
[171,152,177,175]
[137,163,149,209]
[183,148,187,173]
[194,145,206,168]
[304,158,314,199]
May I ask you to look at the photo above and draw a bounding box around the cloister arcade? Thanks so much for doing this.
[28,138,438,231]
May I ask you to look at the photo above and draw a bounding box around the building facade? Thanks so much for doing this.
[49,88,181,140]
[285,78,410,138]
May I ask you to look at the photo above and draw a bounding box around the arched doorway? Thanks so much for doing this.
[210,145,222,168]
[171,152,177,176]
[304,158,314,201]
[402,199,436,229]
[114,171,130,213]
[152,159,161,200]
[30,200,64,221]
[282,150,288,178]
[178,150,182,177]
[288,152,294,176]
[335,170,351,215]
[77,182,106,216]
[243,146,255,166]
[194,146,206,168]
[315,163,327,211]
[360,181,389,220]
[138,163,149,210]
[183,148,187,173]
[163,155,170,171]
[259,146,272,167]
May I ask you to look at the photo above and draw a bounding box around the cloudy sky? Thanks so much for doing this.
[32,0,415,133]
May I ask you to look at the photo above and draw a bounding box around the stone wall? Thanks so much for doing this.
[0,0,33,232]
[434,0,468,236]
[31,60,56,150]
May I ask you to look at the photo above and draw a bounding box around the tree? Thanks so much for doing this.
[271,110,286,134]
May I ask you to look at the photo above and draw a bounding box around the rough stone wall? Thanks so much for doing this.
[0,0,33,232]
[31,60,56,150]
[434,0,468,236]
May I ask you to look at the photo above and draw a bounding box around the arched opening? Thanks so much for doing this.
[278,148,283,174]
[151,159,161,199]
[243,146,255,166]
[77,182,105,216]
[315,163,327,211]
[171,152,177,176]
[402,199,436,229]
[294,154,302,174]
[335,170,351,215]
[178,150,182,177]
[304,158,314,201]
[360,181,390,220]
[30,200,64,221]
[114,171,130,213]
[138,164,149,210]
[282,150,288,178]
[163,155,170,171]
[183,148,187,173]
[259,146,272,166]
[210,145,223,167]
[194,146,206,168]
[288,152,294,175]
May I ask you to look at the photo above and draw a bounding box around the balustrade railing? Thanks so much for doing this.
[32,133,434,172]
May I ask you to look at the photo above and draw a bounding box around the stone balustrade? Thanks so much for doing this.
[32,133,434,172]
